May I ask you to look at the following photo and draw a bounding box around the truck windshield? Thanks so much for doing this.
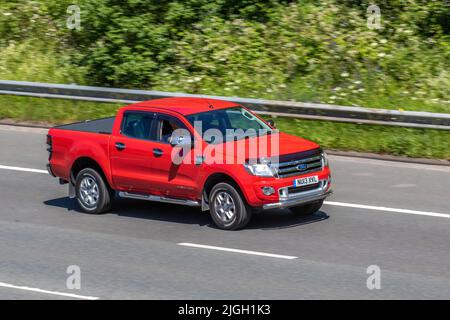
[186,107,273,144]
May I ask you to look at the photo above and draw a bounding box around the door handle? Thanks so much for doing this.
[115,142,126,151]
[153,148,163,157]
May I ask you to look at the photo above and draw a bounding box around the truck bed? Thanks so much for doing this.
[54,117,115,134]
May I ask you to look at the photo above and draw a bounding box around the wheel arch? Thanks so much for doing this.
[70,156,113,190]
[202,172,249,210]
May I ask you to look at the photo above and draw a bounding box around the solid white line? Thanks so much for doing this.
[0,165,47,174]
[0,282,99,300]
[324,201,450,219]
[178,243,298,260]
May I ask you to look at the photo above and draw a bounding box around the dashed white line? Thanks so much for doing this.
[0,165,47,174]
[0,282,99,300]
[324,201,450,219]
[177,243,298,260]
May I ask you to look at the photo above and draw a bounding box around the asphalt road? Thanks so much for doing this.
[0,125,449,299]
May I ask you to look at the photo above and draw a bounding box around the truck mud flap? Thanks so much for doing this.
[68,182,76,199]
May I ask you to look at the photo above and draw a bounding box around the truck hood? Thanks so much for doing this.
[269,132,320,156]
[215,132,320,161]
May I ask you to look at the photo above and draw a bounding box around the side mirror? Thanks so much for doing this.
[267,119,276,128]
[169,134,193,148]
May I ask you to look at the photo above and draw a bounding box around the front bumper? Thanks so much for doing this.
[262,179,332,210]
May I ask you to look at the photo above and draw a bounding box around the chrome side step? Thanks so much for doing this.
[118,192,200,207]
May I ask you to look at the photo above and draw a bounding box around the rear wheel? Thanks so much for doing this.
[209,182,252,230]
[289,200,324,216]
[75,168,113,214]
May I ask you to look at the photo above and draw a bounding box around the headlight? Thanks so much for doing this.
[322,151,329,167]
[244,158,277,177]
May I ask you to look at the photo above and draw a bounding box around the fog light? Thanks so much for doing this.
[262,186,275,196]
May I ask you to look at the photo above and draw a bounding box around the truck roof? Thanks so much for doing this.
[128,97,240,116]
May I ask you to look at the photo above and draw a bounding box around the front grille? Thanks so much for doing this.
[275,148,323,178]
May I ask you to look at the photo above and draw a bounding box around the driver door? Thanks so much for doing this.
[150,113,201,199]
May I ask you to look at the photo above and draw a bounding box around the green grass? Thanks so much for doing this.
[275,117,450,160]
[0,95,448,160]
[0,96,121,125]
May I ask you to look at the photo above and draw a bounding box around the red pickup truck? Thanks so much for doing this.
[47,97,332,230]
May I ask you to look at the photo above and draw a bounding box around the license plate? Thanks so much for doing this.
[294,175,319,187]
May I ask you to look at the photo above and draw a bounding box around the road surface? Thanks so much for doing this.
[0,125,449,299]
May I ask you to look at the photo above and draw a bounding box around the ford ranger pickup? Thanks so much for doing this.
[46,97,332,230]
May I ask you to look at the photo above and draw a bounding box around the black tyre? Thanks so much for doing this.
[75,168,113,214]
[209,182,252,230]
[289,200,324,216]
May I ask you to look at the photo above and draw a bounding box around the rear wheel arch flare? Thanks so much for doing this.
[70,157,112,189]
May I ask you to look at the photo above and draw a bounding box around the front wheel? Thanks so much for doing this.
[289,200,324,216]
[75,168,113,214]
[209,182,252,230]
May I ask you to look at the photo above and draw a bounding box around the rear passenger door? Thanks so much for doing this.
[110,111,160,193]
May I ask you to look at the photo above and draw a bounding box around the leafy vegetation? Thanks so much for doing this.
[0,0,448,112]
[0,1,449,159]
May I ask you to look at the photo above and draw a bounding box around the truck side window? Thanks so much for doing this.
[156,114,187,144]
[121,112,155,140]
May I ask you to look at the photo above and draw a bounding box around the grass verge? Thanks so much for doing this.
[274,118,450,160]
[0,95,448,160]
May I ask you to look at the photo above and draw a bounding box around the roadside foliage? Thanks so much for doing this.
[0,0,448,112]
[0,0,449,159]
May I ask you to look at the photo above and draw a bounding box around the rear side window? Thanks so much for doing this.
[121,112,155,140]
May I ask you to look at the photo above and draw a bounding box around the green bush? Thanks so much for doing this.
[0,0,449,113]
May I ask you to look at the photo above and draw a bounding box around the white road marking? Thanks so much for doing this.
[391,183,417,188]
[324,201,450,219]
[178,243,298,260]
[0,165,47,174]
[0,282,99,300]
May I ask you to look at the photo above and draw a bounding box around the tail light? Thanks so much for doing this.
[46,134,53,160]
